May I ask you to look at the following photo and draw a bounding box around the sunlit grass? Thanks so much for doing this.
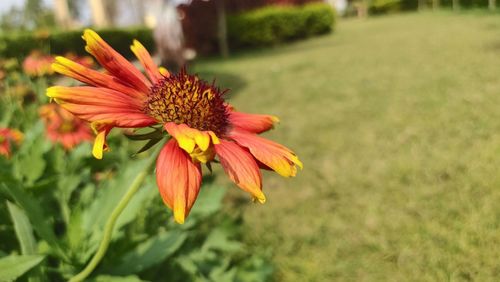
[195,11,500,281]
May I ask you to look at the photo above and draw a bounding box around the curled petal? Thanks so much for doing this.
[130,40,163,84]
[164,122,217,153]
[156,139,202,224]
[91,122,113,159]
[82,29,150,92]
[214,139,265,203]
[47,86,156,128]
[229,131,302,178]
[227,105,279,134]
[52,56,145,99]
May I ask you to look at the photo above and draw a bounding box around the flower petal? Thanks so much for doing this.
[47,86,156,128]
[130,40,163,84]
[229,130,302,178]
[52,56,145,99]
[156,139,202,224]
[82,29,150,92]
[164,122,217,153]
[214,139,265,203]
[228,105,279,134]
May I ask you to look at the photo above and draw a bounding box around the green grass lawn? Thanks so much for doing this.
[194,12,500,281]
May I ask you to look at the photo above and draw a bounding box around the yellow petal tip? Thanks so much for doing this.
[174,208,186,224]
[253,191,266,204]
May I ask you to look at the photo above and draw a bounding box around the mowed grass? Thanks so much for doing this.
[194,12,500,281]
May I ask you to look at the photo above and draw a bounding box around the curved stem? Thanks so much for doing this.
[69,146,161,282]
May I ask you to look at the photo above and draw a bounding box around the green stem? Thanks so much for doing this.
[68,146,161,282]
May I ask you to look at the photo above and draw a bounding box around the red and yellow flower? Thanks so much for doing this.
[0,128,23,158]
[47,29,302,223]
[39,103,93,150]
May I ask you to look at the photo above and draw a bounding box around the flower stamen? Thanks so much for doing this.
[146,69,229,136]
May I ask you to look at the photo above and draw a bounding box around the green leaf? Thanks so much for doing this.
[1,181,65,259]
[202,228,243,253]
[209,262,237,282]
[6,201,37,255]
[79,159,157,262]
[133,137,163,156]
[12,122,49,185]
[189,185,227,218]
[125,128,163,140]
[0,255,44,282]
[90,275,144,282]
[108,230,187,275]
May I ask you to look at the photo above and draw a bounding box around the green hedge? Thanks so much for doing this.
[0,27,154,59]
[227,3,335,48]
[0,3,335,58]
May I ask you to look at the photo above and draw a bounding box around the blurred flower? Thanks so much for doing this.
[23,51,55,77]
[0,128,23,158]
[47,29,302,224]
[64,52,94,68]
[39,104,93,150]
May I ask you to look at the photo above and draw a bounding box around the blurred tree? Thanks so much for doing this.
[489,0,496,10]
[104,0,119,25]
[133,0,146,25]
[452,0,460,10]
[215,0,229,58]
[54,0,74,29]
[154,0,186,71]
[88,0,109,27]
[418,0,426,10]
[0,7,25,31]
[432,0,439,10]
[0,0,55,31]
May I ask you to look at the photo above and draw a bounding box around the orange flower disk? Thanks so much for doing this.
[47,29,302,224]
[39,104,93,150]
[0,128,23,158]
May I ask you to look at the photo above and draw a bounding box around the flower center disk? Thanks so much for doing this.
[146,71,229,136]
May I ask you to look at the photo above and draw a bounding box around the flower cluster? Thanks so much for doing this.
[39,104,93,150]
[0,128,23,158]
[22,51,93,77]
[47,29,302,223]
[23,51,55,77]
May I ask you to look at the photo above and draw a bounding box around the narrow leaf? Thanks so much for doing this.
[1,182,65,259]
[109,230,187,275]
[90,275,144,282]
[133,137,163,156]
[0,255,44,282]
[6,201,37,255]
[125,129,163,140]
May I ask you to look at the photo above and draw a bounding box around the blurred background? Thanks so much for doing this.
[1,0,500,281]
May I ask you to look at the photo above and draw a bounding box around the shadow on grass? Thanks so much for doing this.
[195,70,247,100]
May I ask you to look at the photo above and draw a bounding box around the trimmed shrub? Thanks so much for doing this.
[227,3,335,48]
[0,27,154,59]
